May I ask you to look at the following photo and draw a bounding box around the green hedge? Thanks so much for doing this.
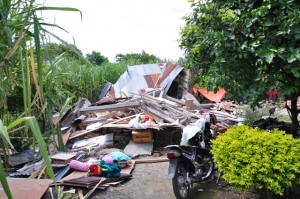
[211,125,300,195]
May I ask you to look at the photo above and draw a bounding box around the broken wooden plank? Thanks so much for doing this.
[146,106,175,123]
[163,95,185,105]
[62,174,132,189]
[135,157,169,164]
[69,130,97,140]
[78,189,84,199]
[141,93,181,107]
[69,116,135,140]
[59,171,87,183]
[79,101,140,114]
[83,178,106,199]
[63,127,73,145]
[101,123,131,128]
[51,153,76,164]
[108,114,137,124]
[210,110,238,119]
[121,160,135,174]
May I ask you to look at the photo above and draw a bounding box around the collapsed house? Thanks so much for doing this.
[1,62,245,199]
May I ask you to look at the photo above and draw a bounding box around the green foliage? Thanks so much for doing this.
[41,42,84,62]
[0,1,81,197]
[115,50,162,64]
[211,125,300,195]
[86,51,108,66]
[0,158,12,199]
[47,59,127,103]
[180,0,300,136]
[25,117,56,181]
[0,116,56,199]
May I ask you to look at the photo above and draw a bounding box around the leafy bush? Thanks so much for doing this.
[211,125,300,195]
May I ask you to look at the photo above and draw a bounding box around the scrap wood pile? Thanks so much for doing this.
[1,62,245,199]
[2,94,244,198]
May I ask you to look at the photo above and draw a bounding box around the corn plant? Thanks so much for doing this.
[0,117,56,199]
[0,0,81,197]
[50,59,127,102]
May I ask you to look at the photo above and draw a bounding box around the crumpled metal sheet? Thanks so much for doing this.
[8,149,36,167]
[9,159,44,177]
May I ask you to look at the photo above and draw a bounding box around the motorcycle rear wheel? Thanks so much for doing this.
[172,162,190,199]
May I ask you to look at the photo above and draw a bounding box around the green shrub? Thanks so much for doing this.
[211,125,300,195]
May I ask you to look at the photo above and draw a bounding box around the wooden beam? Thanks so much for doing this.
[135,157,169,164]
[79,101,140,114]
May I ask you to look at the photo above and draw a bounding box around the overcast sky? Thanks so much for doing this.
[37,0,191,62]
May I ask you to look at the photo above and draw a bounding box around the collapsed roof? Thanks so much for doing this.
[100,62,190,100]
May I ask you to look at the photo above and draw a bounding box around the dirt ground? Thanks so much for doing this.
[90,156,260,199]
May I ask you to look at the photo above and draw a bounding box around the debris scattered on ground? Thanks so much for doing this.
[1,62,263,199]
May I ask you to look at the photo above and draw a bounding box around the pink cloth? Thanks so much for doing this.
[102,155,114,163]
[69,160,91,172]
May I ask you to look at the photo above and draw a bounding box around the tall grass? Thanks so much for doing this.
[0,0,81,198]
[49,59,127,103]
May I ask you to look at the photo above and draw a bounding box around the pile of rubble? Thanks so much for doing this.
[1,62,245,199]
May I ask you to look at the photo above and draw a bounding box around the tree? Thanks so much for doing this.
[41,42,84,62]
[86,51,108,66]
[115,50,161,64]
[180,0,300,137]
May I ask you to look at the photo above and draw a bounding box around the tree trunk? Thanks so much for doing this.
[188,66,197,94]
[287,93,299,138]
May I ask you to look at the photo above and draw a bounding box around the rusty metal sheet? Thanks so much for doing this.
[156,62,177,86]
[144,73,160,88]
[197,87,227,102]
[0,178,53,199]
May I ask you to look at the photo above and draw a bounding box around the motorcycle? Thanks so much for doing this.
[252,108,291,132]
[166,117,215,199]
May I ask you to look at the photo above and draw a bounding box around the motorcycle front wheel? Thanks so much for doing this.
[172,162,190,199]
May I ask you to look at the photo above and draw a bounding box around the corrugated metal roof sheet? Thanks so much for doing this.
[110,62,185,98]
[144,73,160,88]
[123,76,155,96]
[114,72,131,98]
[157,62,177,86]
[127,64,163,78]
[160,65,184,92]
